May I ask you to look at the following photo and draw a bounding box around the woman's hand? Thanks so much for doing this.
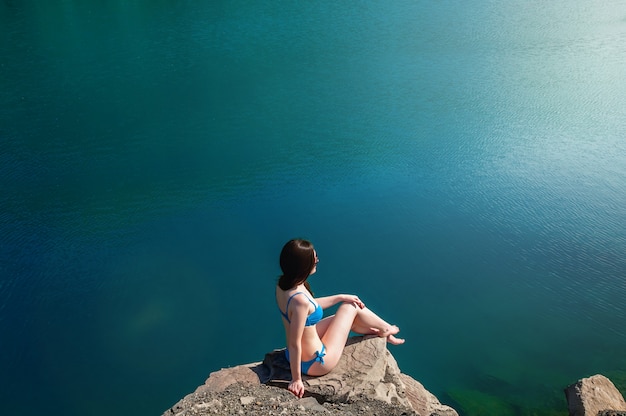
[343,294,365,309]
[288,379,305,398]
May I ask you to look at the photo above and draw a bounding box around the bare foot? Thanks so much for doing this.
[370,325,404,344]
[373,325,400,338]
[387,334,405,345]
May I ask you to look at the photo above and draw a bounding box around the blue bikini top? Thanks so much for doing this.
[279,291,323,326]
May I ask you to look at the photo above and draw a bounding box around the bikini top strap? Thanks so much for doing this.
[282,292,316,322]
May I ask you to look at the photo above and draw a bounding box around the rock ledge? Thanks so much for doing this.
[163,336,458,416]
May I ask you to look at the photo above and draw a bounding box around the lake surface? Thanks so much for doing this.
[1,1,625,415]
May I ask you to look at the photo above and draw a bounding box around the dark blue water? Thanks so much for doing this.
[2,2,625,415]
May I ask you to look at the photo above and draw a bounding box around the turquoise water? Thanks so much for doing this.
[2,1,626,415]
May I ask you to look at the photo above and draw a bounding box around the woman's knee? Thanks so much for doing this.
[337,302,359,317]
[339,301,360,310]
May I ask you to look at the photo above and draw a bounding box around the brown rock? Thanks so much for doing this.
[400,374,459,416]
[263,335,457,415]
[302,336,407,405]
[164,335,457,416]
[194,362,265,394]
[565,374,626,416]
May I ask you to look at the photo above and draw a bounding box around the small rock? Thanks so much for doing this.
[240,396,255,405]
[565,374,626,416]
[300,396,326,412]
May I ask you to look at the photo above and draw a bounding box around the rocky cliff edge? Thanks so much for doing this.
[163,335,458,416]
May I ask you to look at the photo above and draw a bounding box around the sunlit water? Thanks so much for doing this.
[1,2,625,415]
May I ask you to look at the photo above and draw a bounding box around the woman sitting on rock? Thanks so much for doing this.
[276,238,405,398]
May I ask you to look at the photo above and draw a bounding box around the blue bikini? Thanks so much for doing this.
[280,291,323,326]
[279,292,326,375]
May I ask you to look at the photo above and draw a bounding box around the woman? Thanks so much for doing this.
[276,238,405,398]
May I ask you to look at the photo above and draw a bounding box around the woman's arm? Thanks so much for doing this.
[315,294,365,310]
[286,296,309,398]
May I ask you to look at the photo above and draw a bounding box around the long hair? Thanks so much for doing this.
[278,239,315,295]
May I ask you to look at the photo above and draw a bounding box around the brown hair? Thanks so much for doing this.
[278,239,315,294]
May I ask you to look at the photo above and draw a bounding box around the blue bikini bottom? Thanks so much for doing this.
[285,344,326,375]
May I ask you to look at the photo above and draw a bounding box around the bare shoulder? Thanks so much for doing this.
[277,289,308,309]
[288,292,310,307]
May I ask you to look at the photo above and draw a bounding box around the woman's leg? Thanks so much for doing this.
[309,303,405,375]
[316,304,405,345]
[350,306,405,345]
[309,302,359,374]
